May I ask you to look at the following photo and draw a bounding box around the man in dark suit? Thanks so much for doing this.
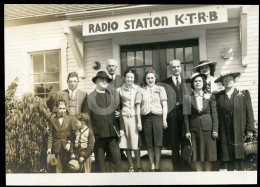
[106,59,125,89]
[88,71,125,172]
[162,59,189,171]
[47,99,76,173]
[105,59,127,161]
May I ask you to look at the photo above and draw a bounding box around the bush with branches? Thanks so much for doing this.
[5,78,52,173]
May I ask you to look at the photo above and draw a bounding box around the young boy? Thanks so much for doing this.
[72,113,94,173]
[47,99,76,173]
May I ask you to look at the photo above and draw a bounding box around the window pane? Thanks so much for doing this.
[136,67,144,83]
[127,52,135,66]
[145,50,152,65]
[44,73,59,82]
[185,47,193,62]
[166,48,174,63]
[181,63,193,78]
[34,84,45,98]
[176,48,183,62]
[32,55,44,73]
[34,83,59,98]
[46,53,59,72]
[45,83,59,94]
[33,74,45,83]
[136,51,143,66]
[145,66,153,72]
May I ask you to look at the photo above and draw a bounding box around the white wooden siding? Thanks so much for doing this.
[206,6,259,121]
[83,39,113,94]
[4,21,67,98]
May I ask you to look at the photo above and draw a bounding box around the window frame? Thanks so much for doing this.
[29,49,61,99]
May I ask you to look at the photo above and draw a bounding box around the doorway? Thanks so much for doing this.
[120,38,199,83]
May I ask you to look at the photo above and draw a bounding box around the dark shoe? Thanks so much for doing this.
[136,167,142,172]
[155,169,161,172]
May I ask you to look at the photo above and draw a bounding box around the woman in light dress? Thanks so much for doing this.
[117,68,141,172]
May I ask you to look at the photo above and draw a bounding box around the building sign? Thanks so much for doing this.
[83,7,227,36]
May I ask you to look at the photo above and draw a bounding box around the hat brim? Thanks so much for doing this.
[186,73,207,83]
[92,76,112,84]
[193,61,217,71]
[214,72,240,83]
[191,73,207,83]
[47,154,57,166]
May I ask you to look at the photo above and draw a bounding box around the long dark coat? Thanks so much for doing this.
[87,89,125,138]
[215,89,255,161]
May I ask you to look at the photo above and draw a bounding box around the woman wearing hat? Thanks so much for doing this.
[184,73,218,171]
[194,60,220,94]
[116,68,141,172]
[214,71,255,171]
[135,69,168,172]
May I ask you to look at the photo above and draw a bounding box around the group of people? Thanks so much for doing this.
[46,58,256,173]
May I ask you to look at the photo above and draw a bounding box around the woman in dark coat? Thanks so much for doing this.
[184,73,218,171]
[214,71,255,171]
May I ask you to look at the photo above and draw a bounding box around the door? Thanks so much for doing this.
[120,39,199,83]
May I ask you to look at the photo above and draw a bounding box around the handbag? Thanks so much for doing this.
[181,137,193,163]
[244,135,258,157]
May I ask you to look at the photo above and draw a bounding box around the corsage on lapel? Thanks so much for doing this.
[236,88,244,97]
[203,92,211,99]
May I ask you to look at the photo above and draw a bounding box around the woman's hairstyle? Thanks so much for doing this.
[76,113,90,126]
[67,71,79,82]
[196,64,216,77]
[142,69,159,86]
[124,67,138,83]
[191,75,207,91]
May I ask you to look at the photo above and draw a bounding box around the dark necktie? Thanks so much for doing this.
[176,76,180,89]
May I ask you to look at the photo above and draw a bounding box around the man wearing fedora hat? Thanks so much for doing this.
[87,71,124,172]
[214,71,256,171]
[193,60,220,94]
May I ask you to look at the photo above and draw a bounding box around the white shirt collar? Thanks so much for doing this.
[171,74,181,84]
[146,85,157,91]
[80,126,88,132]
[123,83,138,90]
[109,73,116,80]
[225,87,235,98]
[68,89,77,95]
[96,88,106,93]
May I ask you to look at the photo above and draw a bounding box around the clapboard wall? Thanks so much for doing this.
[4,21,68,98]
[206,6,258,121]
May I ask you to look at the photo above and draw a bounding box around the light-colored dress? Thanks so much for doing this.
[117,84,140,150]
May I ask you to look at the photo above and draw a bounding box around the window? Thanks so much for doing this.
[30,50,60,99]
[120,39,199,82]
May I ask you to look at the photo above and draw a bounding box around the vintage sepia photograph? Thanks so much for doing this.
[4,4,258,185]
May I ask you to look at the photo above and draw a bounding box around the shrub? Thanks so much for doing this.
[5,78,52,173]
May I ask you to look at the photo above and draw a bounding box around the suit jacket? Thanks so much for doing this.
[183,93,218,133]
[110,74,125,89]
[87,89,125,138]
[47,115,77,154]
[215,89,255,160]
[162,75,187,113]
[54,89,87,115]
